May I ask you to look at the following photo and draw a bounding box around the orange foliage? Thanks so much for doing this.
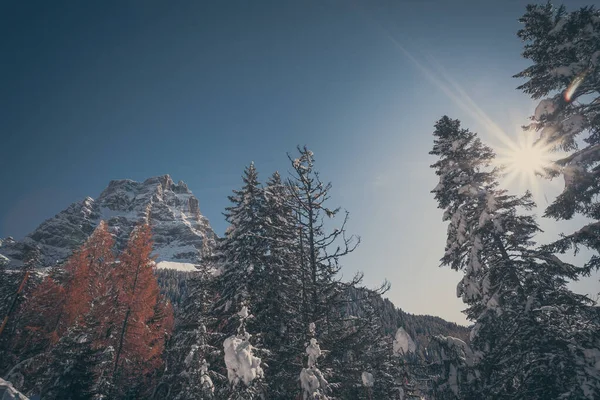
[113,223,173,379]
[17,276,65,353]
[62,221,116,336]
[12,221,174,389]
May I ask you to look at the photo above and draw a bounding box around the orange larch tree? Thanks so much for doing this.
[3,222,118,395]
[62,221,116,337]
[9,222,116,356]
[22,276,66,350]
[111,223,174,392]
[5,221,173,398]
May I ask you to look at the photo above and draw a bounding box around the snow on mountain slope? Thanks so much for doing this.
[156,261,198,272]
[0,175,216,269]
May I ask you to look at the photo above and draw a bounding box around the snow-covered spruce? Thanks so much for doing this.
[430,116,600,399]
[515,3,600,276]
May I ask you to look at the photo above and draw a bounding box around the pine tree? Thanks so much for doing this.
[287,147,360,328]
[515,3,600,275]
[258,171,305,397]
[213,163,268,336]
[288,146,390,395]
[430,116,600,399]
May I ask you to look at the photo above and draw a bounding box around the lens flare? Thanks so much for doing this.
[564,71,587,103]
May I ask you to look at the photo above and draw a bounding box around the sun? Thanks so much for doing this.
[505,142,547,175]
[495,132,553,192]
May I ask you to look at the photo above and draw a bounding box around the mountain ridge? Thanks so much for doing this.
[0,174,216,269]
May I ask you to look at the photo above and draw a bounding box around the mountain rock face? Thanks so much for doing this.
[0,175,217,268]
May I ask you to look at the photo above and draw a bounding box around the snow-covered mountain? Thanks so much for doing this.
[0,175,216,270]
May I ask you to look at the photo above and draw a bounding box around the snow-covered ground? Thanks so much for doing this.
[155,261,198,272]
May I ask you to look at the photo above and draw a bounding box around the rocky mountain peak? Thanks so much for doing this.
[0,175,216,269]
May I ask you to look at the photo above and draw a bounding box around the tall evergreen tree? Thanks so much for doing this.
[515,3,600,275]
[430,116,600,399]
[213,162,267,336]
[258,171,305,397]
[288,146,390,396]
[287,146,361,331]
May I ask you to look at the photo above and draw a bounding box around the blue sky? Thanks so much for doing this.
[1,0,597,325]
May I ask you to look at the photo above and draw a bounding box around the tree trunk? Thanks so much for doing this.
[113,261,142,375]
[307,199,318,321]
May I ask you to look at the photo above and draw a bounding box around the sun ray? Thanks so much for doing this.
[359,15,554,194]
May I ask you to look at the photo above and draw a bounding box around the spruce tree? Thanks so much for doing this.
[430,116,600,399]
[288,146,390,396]
[213,162,267,336]
[258,171,305,397]
[515,3,600,275]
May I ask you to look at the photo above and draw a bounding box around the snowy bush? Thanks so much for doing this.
[300,336,329,399]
